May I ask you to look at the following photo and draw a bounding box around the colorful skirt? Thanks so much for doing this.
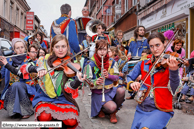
[35,102,81,128]
[91,87,117,117]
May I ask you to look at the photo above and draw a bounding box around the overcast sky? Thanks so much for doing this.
[26,0,86,36]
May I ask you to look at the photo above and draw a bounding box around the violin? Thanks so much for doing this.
[52,56,94,87]
[155,51,190,69]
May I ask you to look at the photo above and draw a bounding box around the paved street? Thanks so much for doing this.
[0,87,194,129]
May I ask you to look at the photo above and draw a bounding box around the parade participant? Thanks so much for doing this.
[126,32,182,129]
[0,39,38,118]
[24,35,34,48]
[166,39,185,78]
[180,70,194,103]
[51,3,80,57]
[180,51,194,103]
[77,6,92,43]
[37,48,47,58]
[85,39,125,123]
[111,30,123,47]
[21,34,86,128]
[108,46,127,88]
[127,26,150,58]
[92,23,111,44]
[36,32,48,50]
[80,34,95,71]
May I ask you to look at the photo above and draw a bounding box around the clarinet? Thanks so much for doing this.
[101,56,105,102]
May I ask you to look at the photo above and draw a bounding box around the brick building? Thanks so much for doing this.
[84,0,139,41]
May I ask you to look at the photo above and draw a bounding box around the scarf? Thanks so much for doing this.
[94,53,109,71]
[12,54,26,67]
[114,56,119,62]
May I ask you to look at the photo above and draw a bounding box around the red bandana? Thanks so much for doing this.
[94,53,109,71]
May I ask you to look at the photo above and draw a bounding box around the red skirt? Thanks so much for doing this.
[35,102,81,128]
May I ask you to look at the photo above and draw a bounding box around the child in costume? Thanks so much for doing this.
[85,39,125,123]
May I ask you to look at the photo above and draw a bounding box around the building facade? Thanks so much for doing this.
[138,0,194,58]
[84,0,139,41]
[0,0,30,40]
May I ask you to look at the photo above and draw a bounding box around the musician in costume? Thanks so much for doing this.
[76,6,93,44]
[92,23,111,44]
[20,34,86,128]
[126,32,182,129]
[51,4,80,57]
[85,39,125,123]
[111,30,123,47]
[80,34,95,71]
[108,46,127,88]
[127,26,150,58]
[36,32,48,50]
[0,40,38,118]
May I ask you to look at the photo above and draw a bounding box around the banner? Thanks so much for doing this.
[26,12,34,30]
[102,5,112,15]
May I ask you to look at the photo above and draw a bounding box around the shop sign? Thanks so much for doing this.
[158,23,175,32]
[103,5,112,15]
[115,4,121,15]
[20,31,26,39]
[141,0,194,30]
[26,12,34,30]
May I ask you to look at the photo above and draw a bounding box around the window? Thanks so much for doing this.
[10,2,13,22]
[24,16,26,30]
[119,0,121,5]
[4,0,6,17]
[1,40,12,51]
[125,0,128,12]
[133,0,137,6]
[21,13,23,28]
[16,8,19,25]
[146,0,152,4]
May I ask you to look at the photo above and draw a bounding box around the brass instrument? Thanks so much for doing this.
[121,40,128,47]
[86,19,103,37]
[118,55,128,72]
[101,56,105,102]
[76,45,84,64]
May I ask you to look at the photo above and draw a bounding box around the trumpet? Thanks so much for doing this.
[101,56,105,102]
[121,40,128,47]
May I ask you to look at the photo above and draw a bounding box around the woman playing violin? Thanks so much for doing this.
[20,34,86,128]
[85,39,125,123]
[126,32,182,129]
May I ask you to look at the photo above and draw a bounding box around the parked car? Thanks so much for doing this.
[0,38,13,95]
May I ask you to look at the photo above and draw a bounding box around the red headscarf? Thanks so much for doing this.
[94,53,109,71]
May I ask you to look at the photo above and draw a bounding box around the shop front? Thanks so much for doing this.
[0,18,14,40]
[139,0,194,58]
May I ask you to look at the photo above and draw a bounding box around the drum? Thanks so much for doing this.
[75,17,92,31]
[127,57,140,73]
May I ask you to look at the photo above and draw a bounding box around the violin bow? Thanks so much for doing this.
[140,29,179,89]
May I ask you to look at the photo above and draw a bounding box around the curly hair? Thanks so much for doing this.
[173,39,184,47]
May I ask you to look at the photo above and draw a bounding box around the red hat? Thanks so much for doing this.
[191,50,194,58]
